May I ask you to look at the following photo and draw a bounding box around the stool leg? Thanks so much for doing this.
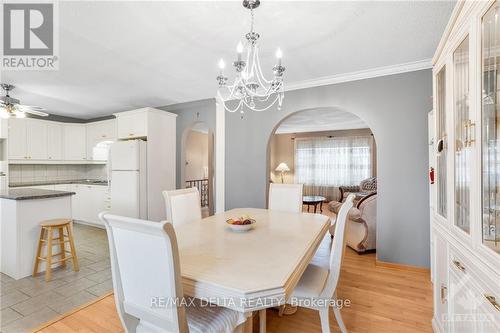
[45,227,53,282]
[32,227,45,277]
[66,224,79,272]
[58,226,67,268]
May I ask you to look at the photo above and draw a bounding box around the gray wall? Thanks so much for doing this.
[225,69,432,268]
[158,99,216,188]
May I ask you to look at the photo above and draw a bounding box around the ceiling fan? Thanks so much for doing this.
[0,83,49,119]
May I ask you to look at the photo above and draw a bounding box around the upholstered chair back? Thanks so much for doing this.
[163,188,202,226]
[360,176,377,192]
[99,213,188,333]
[268,183,303,213]
[321,194,355,298]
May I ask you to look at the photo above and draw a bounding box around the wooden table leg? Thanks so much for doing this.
[259,309,266,333]
[243,313,253,333]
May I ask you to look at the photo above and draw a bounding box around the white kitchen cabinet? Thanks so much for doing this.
[8,118,27,160]
[8,119,47,160]
[71,184,108,226]
[26,120,47,160]
[71,184,86,222]
[116,110,147,139]
[63,124,86,161]
[7,118,115,163]
[86,119,116,160]
[47,122,63,160]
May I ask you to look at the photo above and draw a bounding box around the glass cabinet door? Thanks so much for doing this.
[482,4,500,254]
[453,36,470,234]
[436,67,448,218]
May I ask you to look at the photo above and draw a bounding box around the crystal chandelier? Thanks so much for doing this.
[216,0,285,114]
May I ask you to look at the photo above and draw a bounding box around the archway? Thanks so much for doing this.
[181,121,215,216]
[266,107,378,253]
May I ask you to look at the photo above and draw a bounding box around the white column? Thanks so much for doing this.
[215,96,225,213]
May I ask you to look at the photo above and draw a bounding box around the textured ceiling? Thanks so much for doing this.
[0,1,456,119]
[275,108,368,134]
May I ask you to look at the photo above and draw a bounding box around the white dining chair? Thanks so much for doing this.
[162,188,202,226]
[99,212,248,333]
[288,193,355,333]
[268,183,303,213]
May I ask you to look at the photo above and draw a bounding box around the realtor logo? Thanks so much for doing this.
[2,2,59,70]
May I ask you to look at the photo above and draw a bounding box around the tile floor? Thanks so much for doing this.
[0,223,112,333]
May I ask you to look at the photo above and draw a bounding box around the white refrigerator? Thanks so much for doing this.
[110,140,147,219]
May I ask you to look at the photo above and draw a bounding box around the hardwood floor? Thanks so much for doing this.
[32,249,432,333]
[32,205,432,333]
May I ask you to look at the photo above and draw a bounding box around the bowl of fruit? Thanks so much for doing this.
[226,216,256,232]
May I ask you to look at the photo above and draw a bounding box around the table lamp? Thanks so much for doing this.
[275,162,290,183]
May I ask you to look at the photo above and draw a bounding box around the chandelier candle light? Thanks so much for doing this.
[216,0,285,114]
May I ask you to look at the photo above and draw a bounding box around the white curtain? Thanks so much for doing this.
[295,136,372,187]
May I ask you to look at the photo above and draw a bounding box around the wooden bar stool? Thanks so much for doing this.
[33,219,79,281]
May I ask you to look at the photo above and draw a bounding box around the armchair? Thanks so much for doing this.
[338,176,377,202]
[328,176,377,253]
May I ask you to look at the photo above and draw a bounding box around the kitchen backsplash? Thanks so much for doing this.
[9,164,107,184]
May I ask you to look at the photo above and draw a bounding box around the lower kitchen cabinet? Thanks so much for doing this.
[14,184,109,226]
[70,184,109,226]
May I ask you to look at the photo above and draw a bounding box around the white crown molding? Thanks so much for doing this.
[285,58,433,92]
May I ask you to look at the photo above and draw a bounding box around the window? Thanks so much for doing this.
[294,136,372,186]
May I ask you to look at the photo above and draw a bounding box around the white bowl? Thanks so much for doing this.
[226,219,256,232]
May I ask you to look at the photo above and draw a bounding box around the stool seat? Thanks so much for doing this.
[40,218,72,228]
[33,219,79,281]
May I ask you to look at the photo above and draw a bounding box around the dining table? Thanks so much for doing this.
[174,207,330,333]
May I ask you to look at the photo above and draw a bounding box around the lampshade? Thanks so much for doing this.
[275,162,290,172]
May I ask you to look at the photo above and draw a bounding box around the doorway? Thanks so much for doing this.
[181,122,214,216]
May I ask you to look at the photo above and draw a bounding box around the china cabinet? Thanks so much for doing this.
[431,1,500,332]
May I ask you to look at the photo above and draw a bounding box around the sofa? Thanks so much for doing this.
[329,177,377,253]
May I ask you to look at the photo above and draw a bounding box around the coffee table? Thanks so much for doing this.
[302,195,326,213]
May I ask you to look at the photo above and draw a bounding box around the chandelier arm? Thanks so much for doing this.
[218,91,244,113]
[241,94,279,112]
[254,46,274,84]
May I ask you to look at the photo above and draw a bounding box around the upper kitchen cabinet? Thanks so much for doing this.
[47,122,63,160]
[115,109,148,139]
[8,118,27,160]
[8,118,47,160]
[63,124,87,161]
[86,119,116,160]
[26,119,48,160]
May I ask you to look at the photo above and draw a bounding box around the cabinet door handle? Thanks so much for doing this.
[485,295,500,312]
[452,260,466,272]
[468,120,476,146]
[440,285,447,304]
[463,120,469,148]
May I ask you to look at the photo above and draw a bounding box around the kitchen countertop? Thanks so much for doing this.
[0,188,76,200]
[8,179,108,188]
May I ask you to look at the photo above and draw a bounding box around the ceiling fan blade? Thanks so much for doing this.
[23,109,49,117]
[16,104,45,111]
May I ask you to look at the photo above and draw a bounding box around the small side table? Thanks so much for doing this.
[302,196,326,213]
